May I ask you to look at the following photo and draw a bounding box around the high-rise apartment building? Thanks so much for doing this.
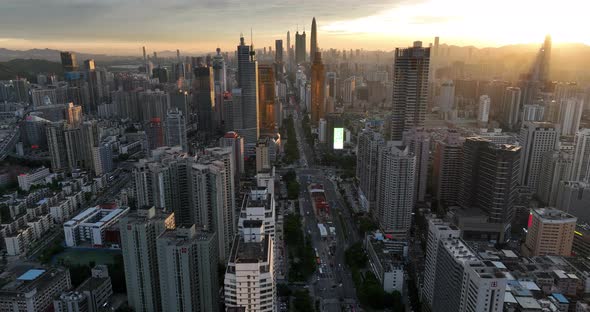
[237,187,276,238]
[422,219,460,310]
[237,36,260,145]
[503,87,522,130]
[432,130,464,208]
[376,142,416,235]
[193,66,216,134]
[523,208,576,257]
[157,225,218,312]
[295,31,306,64]
[519,122,560,192]
[538,150,573,206]
[572,129,590,182]
[119,207,175,312]
[164,108,187,152]
[258,65,276,133]
[390,41,430,140]
[477,95,490,124]
[274,39,283,64]
[403,128,430,202]
[430,237,506,312]
[224,221,275,312]
[219,131,245,180]
[146,118,164,151]
[46,122,69,172]
[310,52,326,126]
[458,138,521,232]
[356,129,385,214]
[437,80,455,117]
[66,102,82,126]
[559,98,584,136]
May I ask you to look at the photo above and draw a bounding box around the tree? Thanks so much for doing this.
[345,243,367,269]
[293,289,315,312]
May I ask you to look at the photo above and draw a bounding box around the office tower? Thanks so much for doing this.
[539,35,552,83]
[403,128,430,202]
[430,237,506,312]
[237,187,276,238]
[432,131,464,208]
[157,225,218,312]
[572,129,590,182]
[120,207,175,312]
[523,208,576,257]
[60,51,78,72]
[275,39,283,64]
[66,102,82,126]
[484,80,510,120]
[295,30,306,64]
[390,41,430,140]
[310,17,318,63]
[220,131,245,181]
[84,59,102,113]
[146,118,164,151]
[437,80,455,117]
[477,95,490,123]
[459,138,521,231]
[422,219,460,310]
[46,122,69,172]
[311,52,326,126]
[212,48,227,126]
[237,35,260,145]
[169,89,190,123]
[376,142,416,235]
[191,148,236,261]
[356,129,385,214]
[519,122,560,192]
[224,221,275,312]
[258,65,276,133]
[164,108,187,152]
[192,66,215,133]
[503,87,522,130]
[538,150,573,206]
[286,31,291,60]
[559,98,584,136]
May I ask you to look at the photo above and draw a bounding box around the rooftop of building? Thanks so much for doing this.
[158,226,213,245]
[229,234,271,264]
[0,267,68,295]
[533,208,577,222]
[441,238,479,265]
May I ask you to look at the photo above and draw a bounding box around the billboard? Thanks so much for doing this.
[333,128,344,150]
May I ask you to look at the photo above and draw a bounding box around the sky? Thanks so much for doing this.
[0,0,588,55]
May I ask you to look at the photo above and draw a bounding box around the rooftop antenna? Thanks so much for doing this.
[250,28,253,47]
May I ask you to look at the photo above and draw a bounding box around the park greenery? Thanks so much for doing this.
[284,214,316,282]
[283,117,300,164]
[283,170,300,200]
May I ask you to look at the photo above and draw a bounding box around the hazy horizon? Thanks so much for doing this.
[1,0,588,55]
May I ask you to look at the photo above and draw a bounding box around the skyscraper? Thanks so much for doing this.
[219,131,245,181]
[120,207,175,312]
[84,59,102,113]
[356,129,385,214]
[572,129,590,182]
[458,138,521,234]
[275,39,283,64]
[310,17,318,63]
[60,51,78,72]
[258,65,276,133]
[538,150,573,206]
[559,98,584,136]
[295,30,306,64]
[376,142,416,235]
[432,130,464,208]
[519,122,560,192]
[46,122,69,172]
[65,102,82,126]
[311,52,326,126]
[236,35,260,146]
[193,66,215,134]
[164,108,187,152]
[157,225,218,312]
[477,95,490,124]
[390,42,430,140]
[146,118,164,151]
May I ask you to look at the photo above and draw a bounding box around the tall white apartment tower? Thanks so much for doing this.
[224,221,275,312]
[519,122,560,192]
[422,219,460,310]
[376,142,416,235]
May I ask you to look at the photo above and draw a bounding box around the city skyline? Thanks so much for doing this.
[0,0,588,55]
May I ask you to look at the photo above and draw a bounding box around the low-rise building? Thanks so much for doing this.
[364,232,407,294]
[64,205,130,247]
[17,167,54,191]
